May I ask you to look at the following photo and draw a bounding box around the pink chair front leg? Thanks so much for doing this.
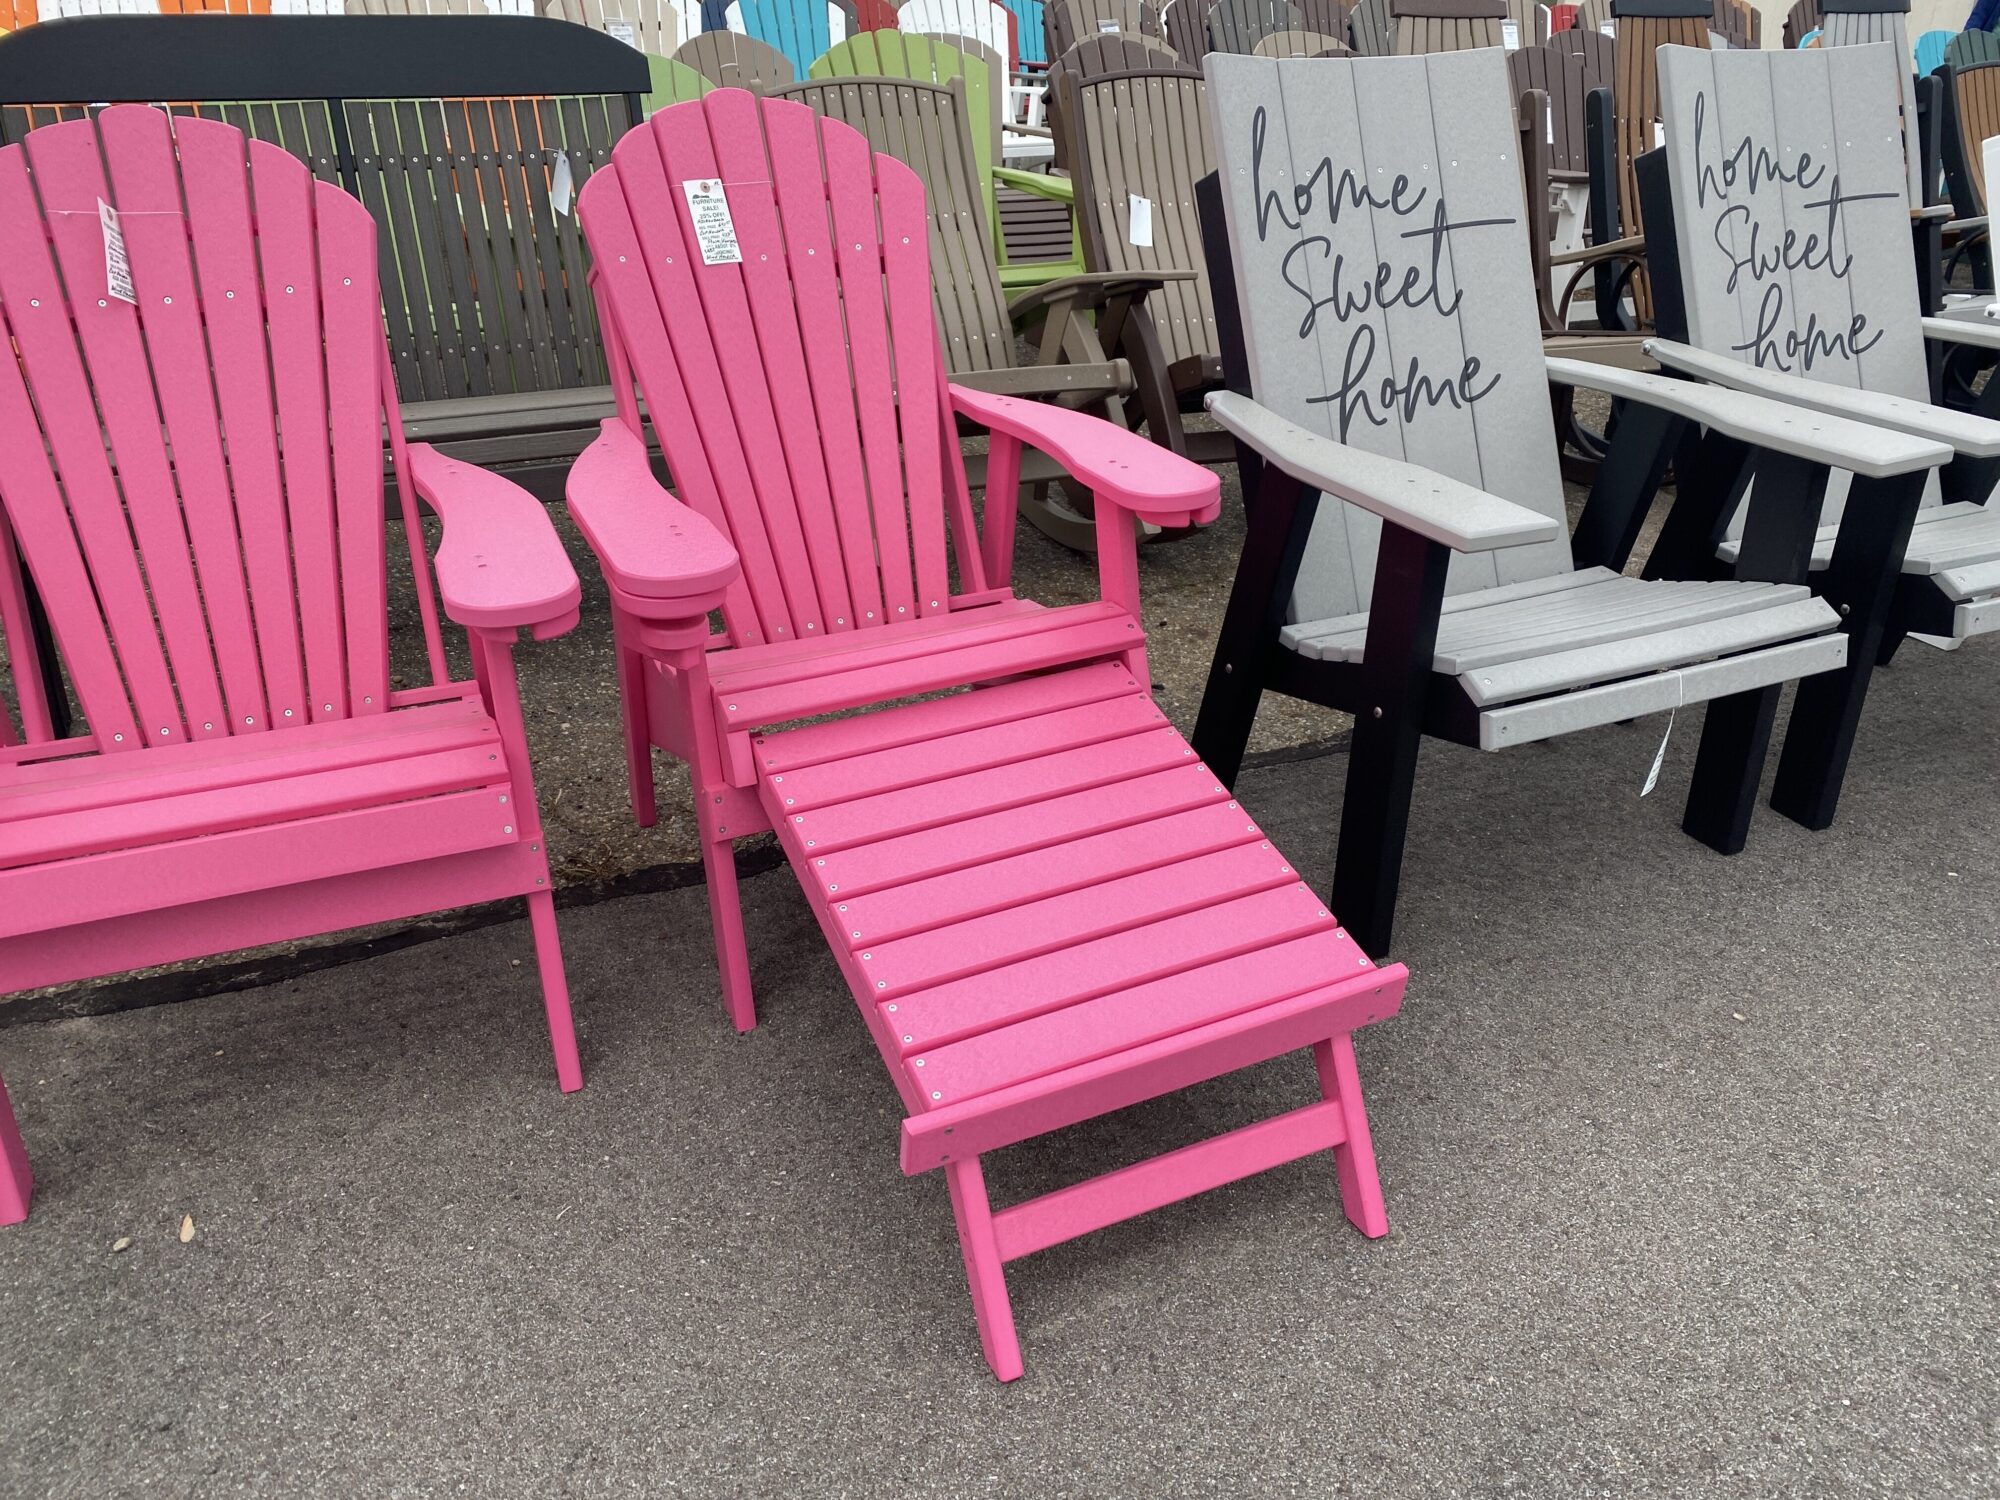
[1315,1033,1387,1239]
[0,1073,33,1226]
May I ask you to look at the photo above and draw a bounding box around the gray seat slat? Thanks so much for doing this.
[1440,582,1808,674]
[1938,556,2000,603]
[1280,566,1621,654]
[1462,597,1841,707]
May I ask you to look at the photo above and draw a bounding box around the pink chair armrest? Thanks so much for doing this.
[949,384,1222,529]
[405,443,582,635]
[565,420,741,616]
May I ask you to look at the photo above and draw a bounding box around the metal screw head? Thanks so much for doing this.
[913,1058,925,1067]
[504,824,514,834]
[886,1003,897,1013]
[1372,706,1384,719]
[931,1091,942,1101]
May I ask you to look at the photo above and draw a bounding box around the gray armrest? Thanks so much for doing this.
[1944,215,1988,237]
[1644,339,1994,461]
[1550,353,1953,477]
[1204,391,1562,554]
[1920,313,2000,353]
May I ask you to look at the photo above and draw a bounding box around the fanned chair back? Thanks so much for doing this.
[675,25,797,83]
[1390,0,1504,51]
[1160,0,1209,57]
[1204,51,1571,621]
[1251,24,1344,50]
[1780,0,1815,45]
[1945,58,2000,220]
[578,90,982,647]
[774,75,1019,374]
[1347,0,1391,51]
[1941,26,2000,72]
[727,0,847,73]
[1046,0,1159,54]
[900,0,1019,68]
[1207,0,1300,51]
[542,0,690,50]
[349,0,539,12]
[1060,50,1217,384]
[1516,26,1610,172]
[0,106,445,750]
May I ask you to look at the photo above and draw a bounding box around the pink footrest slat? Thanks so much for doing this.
[752,664,1407,1379]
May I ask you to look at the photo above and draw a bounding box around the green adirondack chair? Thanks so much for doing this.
[810,30,1082,291]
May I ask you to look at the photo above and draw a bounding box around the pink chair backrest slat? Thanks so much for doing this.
[581,90,962,648]
[0,107,426,752]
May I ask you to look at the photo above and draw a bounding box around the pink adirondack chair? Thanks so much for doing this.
[0,107,585,1228]
[569,88,1409,1380]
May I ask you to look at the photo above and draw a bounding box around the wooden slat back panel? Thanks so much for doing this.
[1819,8,1922,205]
[1610,1,1710,247]
[1391,0,1504,54]
[1208,0,1300,52]
[1520,30,1609,170]
[1064,60,1216,367]
[543,0,690,52]
[728,0,844,74]
[580,93,970,650]
[899,0,1017,69]
[0,110,420,753]
[1950,60,2000,215]
[1781,0,1816,47]
[813,31,1000,195]
[1944,28,2000,73]
[1347,0,1391,53]
[1205,52,1572,621]
[1047,0,1160,55]
[774,75,1015,374]
[1295,0,1348,35]
[1160,0,1209,59]
[675,26,797,84]
[1252,25,1345,52]
[1658,44,1926,401]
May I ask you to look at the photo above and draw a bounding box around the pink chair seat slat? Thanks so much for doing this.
[715,601,1141,729]
[0,148,180,748]
[913,927,1374,1105]
[177,116,312,730]
[0,745,509,870]
[28,119,232,745]
[750,656,1136,773]
[0,696,492,812]
[251,141,348,724]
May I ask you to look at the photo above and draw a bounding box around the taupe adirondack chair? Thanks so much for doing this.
[1500,0,1542,46]
[1390,0,1504,52]
[1190,50,1946,956]
[673,28,795,88]
[542,0,688,51]
[1252,24,1345,50]
[1161,0,1212,57]
[772,73,1172,546]
[1619,43,2000,828]
[1056,41,1233,463]
[1714,0,1756,46]
[1046,0,1160,53]
[1577,0,1613,32]
[1347,0,1391,51]
[1207,0,1300,52]
[1044,30,1179,170]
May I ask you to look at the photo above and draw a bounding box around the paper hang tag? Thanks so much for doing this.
[1639,673,1685,798]
[1127,193,1154,249]
[99,198,136,306]
[1097,16,1120,29]
[1652,120,1666,150]
[1545,99,1555,145]
[681,178,744,265]
[1599,19,1615,34]
[1501,19,1519,47]
[606,18,639,46]
[551,153,575,218]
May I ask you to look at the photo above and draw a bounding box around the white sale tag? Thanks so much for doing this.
[1502,19,1519,46]
[99,198,136,305]
[1653,121,1666,149]
[1127,193,1153,248]
[1097,16,1119,28]
[1545,98,1554,145]
[606,18,639,45]
[1640,672,1685,797]
[681,178,743,265]
[1600,19,1615,33]
[550,153,575,217]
